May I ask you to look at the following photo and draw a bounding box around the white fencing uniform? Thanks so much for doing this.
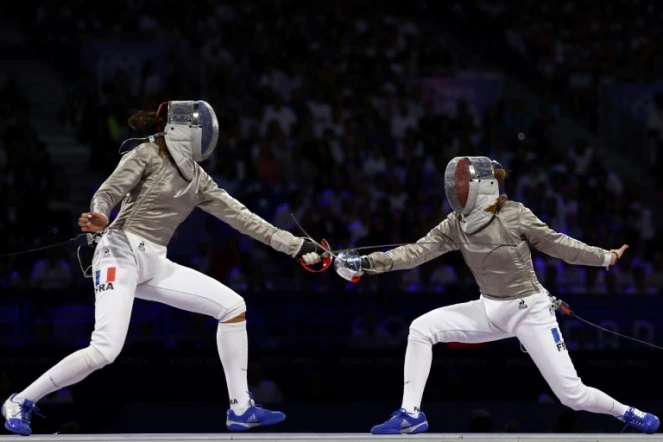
[14,120,304,413]
[405,292,621,416]
[362,157,628,420]
[89,230,246,364]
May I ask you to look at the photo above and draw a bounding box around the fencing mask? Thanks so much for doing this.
[157,100,219,181]
[444,156,500,217]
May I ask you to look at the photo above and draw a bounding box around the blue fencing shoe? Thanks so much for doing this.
[226,394,285,431]
[2,394,43,436]
[619,407,660,434]
[371,408,429,435]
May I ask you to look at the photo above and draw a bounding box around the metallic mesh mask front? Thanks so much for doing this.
[444,156,497,215]
[165,101,219,162]
[157,100,219,181]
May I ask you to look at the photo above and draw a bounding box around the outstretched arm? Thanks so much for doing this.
[197,173,305,257]
[363,218,458,274]
[518,204,618,267]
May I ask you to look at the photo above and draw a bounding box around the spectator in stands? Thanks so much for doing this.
[1,0,656,307]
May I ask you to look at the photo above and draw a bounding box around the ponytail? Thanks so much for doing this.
[485,168,509,214]
[127,111,168,157]
[494,168,508,181]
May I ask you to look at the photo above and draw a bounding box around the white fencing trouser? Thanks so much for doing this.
[18,230,246,404]
[90,230,246,363]
[403,291,627,417]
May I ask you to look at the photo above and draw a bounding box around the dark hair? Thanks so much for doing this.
[128,110,168,156]
[485,168,509,215]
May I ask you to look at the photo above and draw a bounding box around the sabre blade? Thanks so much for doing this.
[331,241,518,254]
[290,213,339,259]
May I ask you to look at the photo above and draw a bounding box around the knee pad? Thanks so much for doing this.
[218,299,247,323]
[83,346,113,370]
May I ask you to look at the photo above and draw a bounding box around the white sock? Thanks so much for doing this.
[401,336,433,416]
[19,347,107,403]
[584,387,629,418]
[217,321,251,415]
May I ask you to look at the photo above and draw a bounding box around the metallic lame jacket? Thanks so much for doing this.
[90,143,303,256]
[365,200,611,300]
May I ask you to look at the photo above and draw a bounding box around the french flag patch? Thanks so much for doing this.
[95,267,116,288]
[106,267,116,283]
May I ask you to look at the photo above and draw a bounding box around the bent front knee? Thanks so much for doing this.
[223,311,246,323]
[409,317,435,346]
[219,299,247,323]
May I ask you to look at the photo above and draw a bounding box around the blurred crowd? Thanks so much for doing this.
[466,0,663,129]
[0,0,660,298]
[0,72,75,291]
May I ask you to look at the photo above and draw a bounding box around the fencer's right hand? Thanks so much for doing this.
[301,252,321,265]
[607,244,628,270]
[294,239,325,261]
[78,212,109,233]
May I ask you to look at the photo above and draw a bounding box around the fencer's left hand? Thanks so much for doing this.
[78,212,108,233]
[294,239,325,263]
[607,244,629,270]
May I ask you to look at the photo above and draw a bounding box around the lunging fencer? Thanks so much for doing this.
[325,156,660,434]
[1,101,321,436]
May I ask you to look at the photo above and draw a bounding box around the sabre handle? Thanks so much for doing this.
[299,239,333,273]
[549,294,574,317]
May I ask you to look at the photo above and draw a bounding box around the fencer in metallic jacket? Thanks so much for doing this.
[361,157,613,300]
[365,157,656,436]
[90,141,304,256]
[363,199,611,300]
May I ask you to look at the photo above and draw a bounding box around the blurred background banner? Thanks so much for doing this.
[419,77,504,120]
[80,42,166,97]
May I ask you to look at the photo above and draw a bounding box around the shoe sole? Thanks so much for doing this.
[226,414,286,432]
[2,404,32,437]
[371,421,429,435]
[624,415,660,434]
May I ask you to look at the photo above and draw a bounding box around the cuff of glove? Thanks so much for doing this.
[602,253,613,267]
[271,231,304,257]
